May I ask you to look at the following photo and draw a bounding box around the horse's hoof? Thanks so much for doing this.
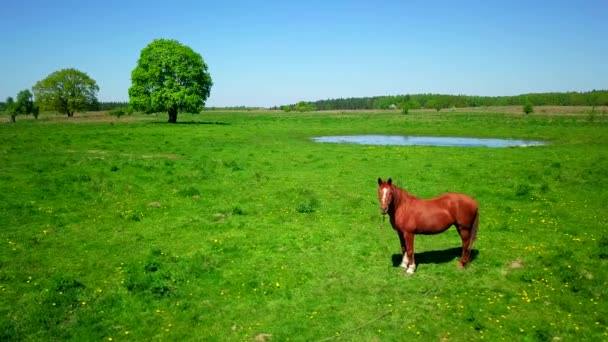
[406,265,416,274]
[457,261,466,269]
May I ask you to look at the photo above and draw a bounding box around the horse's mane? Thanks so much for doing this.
[392,184,415,198]
[390,184,416,207]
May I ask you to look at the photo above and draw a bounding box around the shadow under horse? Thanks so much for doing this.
[391,248,480,268]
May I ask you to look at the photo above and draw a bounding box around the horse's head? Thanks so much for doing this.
[377,177,393,215]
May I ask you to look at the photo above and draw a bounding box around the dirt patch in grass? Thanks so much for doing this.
[508,260,525,269]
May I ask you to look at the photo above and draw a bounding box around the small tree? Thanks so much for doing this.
[523,101,534,114]
[424,99,438,110]
[15,90,39,119]
[129,39,213,123]
[33,68,99,117]
[109,106,133,119]
[434,101,443,112]
[407,99,421,110]
[398,101,410,114]
[4,97,16,123]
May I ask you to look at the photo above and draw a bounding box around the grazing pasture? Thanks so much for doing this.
[1,110,606,341]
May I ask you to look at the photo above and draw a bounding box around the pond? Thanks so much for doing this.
[311,135,546,148]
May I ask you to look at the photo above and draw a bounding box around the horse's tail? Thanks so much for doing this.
[468,209,479,251]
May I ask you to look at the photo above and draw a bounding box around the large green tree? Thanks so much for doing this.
[32,68,99,117]
[129,39,212,123]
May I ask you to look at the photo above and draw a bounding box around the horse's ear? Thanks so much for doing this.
[377,178,383,185]
[388,178,392,185]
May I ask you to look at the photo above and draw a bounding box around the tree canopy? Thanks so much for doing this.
[32,68,99,117]
[129,39,212,123]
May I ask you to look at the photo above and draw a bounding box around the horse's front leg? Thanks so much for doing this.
[397,231,409,269]
[404,232,416,274]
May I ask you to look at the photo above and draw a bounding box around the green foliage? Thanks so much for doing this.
[523,101,534,114]
[585,106,600,122]
[294,189,320,213]
[108,106,133,118]
[129,39,212,123]
[98,101,129,111]
[406,99,421,110]
[15,89,39,119]
[4,96,16,122]
[32,68,99,117]
[423,99,437,110]
[3,91,39,122]
[294,101,316,112]
[281,90,608,111]
[109,107,125,118]
[434,101,443,112]
[281,101,317,112]
[398,99,420,115]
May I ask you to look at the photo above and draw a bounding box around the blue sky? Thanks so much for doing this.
[1,0,607,107]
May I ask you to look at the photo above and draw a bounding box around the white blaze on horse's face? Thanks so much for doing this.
[379,186,392,214]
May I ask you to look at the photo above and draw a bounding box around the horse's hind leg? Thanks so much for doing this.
[456,226,472,268]
[457,211,479,268]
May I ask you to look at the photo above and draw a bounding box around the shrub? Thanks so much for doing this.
[515,183,531,196]
[523,101,534,114]
[294,101,316,112]
[586,107,597,122]
[109,106,133,118]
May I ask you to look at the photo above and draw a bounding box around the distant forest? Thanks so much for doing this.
[275,90,608,111]
[2,91,607,113]
[96,102,129,111]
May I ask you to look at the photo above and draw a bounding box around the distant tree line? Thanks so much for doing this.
[97,101,129,111]
[278,101,318,112]
[205,106,266,111]
[275,90,608,111]
[0,100,126,112]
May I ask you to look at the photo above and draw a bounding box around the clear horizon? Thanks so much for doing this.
[1,0,607,108]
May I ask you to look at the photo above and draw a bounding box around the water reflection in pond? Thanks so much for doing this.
[311,135,546,148]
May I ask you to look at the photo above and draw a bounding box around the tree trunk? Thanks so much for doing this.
[10,115,16,123]
[168,105,178,123]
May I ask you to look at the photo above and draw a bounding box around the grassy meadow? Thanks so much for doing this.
[1,109,607,341]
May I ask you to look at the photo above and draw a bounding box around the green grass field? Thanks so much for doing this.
[1,110,607,341]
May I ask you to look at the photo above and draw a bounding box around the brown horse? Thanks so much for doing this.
[377,178,479,274]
